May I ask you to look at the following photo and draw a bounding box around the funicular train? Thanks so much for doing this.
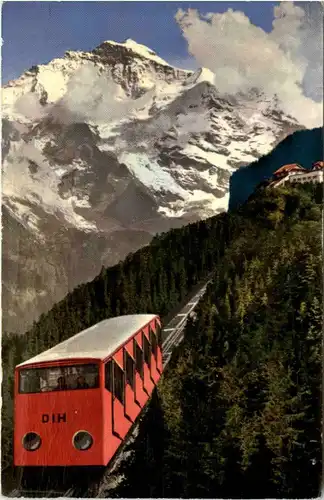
[14,314,163,469]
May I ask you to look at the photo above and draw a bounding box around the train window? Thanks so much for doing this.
[124,351,135,390]
[18,364,99,394]
[105,360,113,393]
[113,362,124,405]
[155,320,162,347]
[19,369,40,394]
[150,327,157,359]
[134,340,144,380]
[143,333,151,369]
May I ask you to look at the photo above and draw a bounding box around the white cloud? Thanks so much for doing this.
[175,2,323,128]
[175,112,211,146]
[166,55,199,71]
[15,92,47,121]
[15,63,156,126]
[56,64,155,124]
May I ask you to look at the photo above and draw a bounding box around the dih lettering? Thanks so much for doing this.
[42,413,67,423]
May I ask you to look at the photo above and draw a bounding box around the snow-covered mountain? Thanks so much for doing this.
[2,38,303,333]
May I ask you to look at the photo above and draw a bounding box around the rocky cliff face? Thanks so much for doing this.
[2,38,303,333]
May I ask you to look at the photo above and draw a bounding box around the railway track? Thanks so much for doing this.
[7,488,76,498]
[162,283,208,365]
[95,280,210,497]
[9,279,210,498]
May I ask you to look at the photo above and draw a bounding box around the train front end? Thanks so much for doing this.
[14,359,104,467]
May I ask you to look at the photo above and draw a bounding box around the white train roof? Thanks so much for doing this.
[17,314,158,368]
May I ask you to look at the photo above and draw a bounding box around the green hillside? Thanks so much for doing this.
[2,182,322,498]
[113,183,322,498]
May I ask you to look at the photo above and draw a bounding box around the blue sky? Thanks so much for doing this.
[2,1,279,83]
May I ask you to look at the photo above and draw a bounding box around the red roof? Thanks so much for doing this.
[273,163,305,177]
[312,161,324,170]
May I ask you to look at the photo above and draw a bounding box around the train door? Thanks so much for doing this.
[105,358,130,440]
[104,360,117,459]
[123,348,138,422]
[133,338,146,407]
[142,330,154,394]
[149,323,159,382]
[155,319,163,373]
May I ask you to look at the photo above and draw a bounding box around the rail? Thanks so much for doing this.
[7,488,77,498]
[162,283,208,365]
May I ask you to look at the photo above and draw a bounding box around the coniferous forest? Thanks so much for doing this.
[2,182,322,497]
[113,183,323,498]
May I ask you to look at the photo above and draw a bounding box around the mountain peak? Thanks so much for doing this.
[98,38,171,67]
[2,33,305,334]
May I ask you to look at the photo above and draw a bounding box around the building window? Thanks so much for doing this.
[135,339,144,380]
[150,326,158,359]
[143,332,151,368]
[105,360,113,393]
[124,350,135,390]
[114,362,125,405]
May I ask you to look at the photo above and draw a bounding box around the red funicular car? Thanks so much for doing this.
[14,314,162,468]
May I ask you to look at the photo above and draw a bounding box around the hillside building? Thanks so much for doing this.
[270,162,323,188]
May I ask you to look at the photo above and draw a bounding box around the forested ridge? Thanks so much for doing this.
[112,183,322,498]
[2,182,322,498]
